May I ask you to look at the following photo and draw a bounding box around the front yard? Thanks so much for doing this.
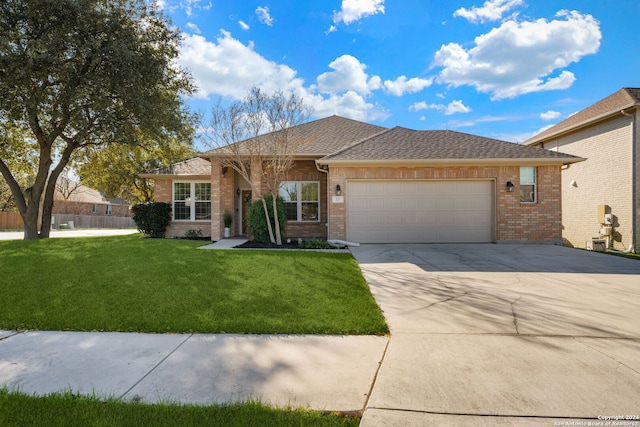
[0,234,388,335]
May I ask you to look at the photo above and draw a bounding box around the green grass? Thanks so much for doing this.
[0,234,388,335]
[0,389,360,427]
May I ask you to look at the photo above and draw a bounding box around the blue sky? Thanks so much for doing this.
[160,0,640,143]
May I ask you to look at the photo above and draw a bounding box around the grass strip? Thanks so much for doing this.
[0,389,360,427]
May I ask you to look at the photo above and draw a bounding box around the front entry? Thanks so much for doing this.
[241,190,252,234]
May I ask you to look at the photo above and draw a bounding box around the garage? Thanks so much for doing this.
[346,180,495,243]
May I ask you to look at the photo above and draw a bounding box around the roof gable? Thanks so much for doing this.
[525,88,640,145]
[201,115,387,158]
[319,127,583,165]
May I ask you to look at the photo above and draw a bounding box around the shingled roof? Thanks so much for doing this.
[201,115,387,158]
[525,88,640,145]
[139,157,210,178]
[318,127,583,165]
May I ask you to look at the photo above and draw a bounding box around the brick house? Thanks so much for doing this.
[525,88,640,252]
[144,115,582,243]
[53,177,130,217]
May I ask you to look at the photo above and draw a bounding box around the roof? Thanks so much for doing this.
[201,115,387,158]
[54,177,127,205]
[139,157,211,178]
[318,127,584,166]
[525,88,640,145]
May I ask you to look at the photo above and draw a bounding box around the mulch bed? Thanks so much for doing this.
[235,241,303,249]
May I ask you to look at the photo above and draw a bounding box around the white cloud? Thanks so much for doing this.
[445,100,472,115]
[238,20,250,31]
[179,31,300,100]
[409,101,429,111]
[409,100,471,115]
[454,0,523,23]
[316,55,381,95]
[333,0,385,25]
[178,32,390,121]
[434,10,601,99]
[185,22,201,34]
[540,110,561,121]
[256,6,274,26]
[383,76,433,96]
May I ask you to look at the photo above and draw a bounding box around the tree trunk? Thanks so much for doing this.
[21,204,40,240]
[260,197,276,244]
[272,195,282,245]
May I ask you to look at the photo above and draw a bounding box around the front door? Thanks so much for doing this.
[241,190,252,234]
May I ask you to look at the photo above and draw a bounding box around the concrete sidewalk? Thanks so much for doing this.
[0,330,388,413]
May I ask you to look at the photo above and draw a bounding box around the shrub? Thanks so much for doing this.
[131,202,172,238]
[223,211,233,228]
[184,229,203,240]
[300,239,331,249]
[246,194,286,243]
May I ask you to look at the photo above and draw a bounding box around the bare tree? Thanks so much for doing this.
[202,88,312,244]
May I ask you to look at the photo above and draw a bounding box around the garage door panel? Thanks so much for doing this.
[346,180,494,243]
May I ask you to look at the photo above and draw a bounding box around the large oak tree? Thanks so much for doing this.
[0,0,195,239]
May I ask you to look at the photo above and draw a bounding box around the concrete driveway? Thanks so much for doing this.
[352,244,640,426]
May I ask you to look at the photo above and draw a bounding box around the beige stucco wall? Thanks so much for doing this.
[541,114,635,250]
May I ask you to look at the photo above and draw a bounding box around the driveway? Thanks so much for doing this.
[352,244,640,426]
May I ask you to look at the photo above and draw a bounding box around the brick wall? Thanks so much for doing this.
[328,165,563,244]
[543,114,635,250]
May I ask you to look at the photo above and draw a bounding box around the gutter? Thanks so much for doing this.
[316,157,585,167]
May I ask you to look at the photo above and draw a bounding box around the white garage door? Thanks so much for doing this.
[346,180,495,243]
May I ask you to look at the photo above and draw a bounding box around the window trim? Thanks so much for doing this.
[105,205,113,216]
[519,166,537,204]
[280,181,320,222]
[172,181,212,222]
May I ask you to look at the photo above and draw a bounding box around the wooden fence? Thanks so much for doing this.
[52,214,136,229]
[0,212,135,230]
[0,212,23,229]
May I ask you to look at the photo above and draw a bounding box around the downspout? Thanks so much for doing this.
[315,161,330,239]
[620,108,637,253]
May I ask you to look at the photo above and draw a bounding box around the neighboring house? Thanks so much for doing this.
[525,88,640,252]
[53,177,130,218]
[143,115,582,243]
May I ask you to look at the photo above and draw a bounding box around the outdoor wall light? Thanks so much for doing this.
[335,184,342,196]
[506,181,515,192]
[236,188,241,196]
[221,166,228,176]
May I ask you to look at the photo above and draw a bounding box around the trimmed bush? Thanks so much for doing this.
[246,194,286,243]
[131,202,172,238]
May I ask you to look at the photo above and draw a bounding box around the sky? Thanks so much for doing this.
[159,0,640,143]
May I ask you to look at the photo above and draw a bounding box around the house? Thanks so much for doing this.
[525,88,640,252]
[53,177,130,218]
[143,115,583,243]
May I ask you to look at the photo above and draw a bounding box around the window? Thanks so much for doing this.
[173,182,211,221]
[520,167,536,203]
[279,181,319,222]
[92,204,98,214]
[105,205,113,216]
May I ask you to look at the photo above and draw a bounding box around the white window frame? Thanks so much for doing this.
[520,167,537,204]
[280,181,320,222]
[92,204,98,214]
[105,205,113,216]
[172,181,211,222]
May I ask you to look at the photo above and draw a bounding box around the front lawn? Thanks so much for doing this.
[0,234,388,335]
[0,390,359,427]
